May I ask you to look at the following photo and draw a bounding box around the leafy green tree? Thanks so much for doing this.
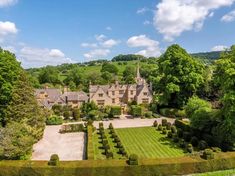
[101,62,118,75]
[123,65,136,84]
[101,71,113,83]
[185,96,212,118]
[38,66,60,85]
[157,44,205,108]
[0,48,21,126]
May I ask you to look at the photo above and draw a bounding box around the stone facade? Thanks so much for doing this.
[89,64,153,106]
[35,88,88,109]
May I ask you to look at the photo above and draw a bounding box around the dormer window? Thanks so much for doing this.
[98,93,103,97]
[143,92,148,96]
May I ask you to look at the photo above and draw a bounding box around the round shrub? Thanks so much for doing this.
[167,131,173,138]
[166,122,172,130]
[106,151,113,159]
[183,132,191,142]
[114,136,120,143]
[198,140,208,150]
[117,142,122,148]
[187,144,193,153]
[191,136,199,147]
[212,147,222,153]
[46,115,63,125]
[158,124,163,131]
[111,133,117,138]
[202,149,214,160]
[109,123,113,129]
[162,119,168,126]
[179,139,186,148]
[99,122,104,128]
[102,139,108,146]
[162,128,167,134]
[153,120,158,127]
[171,126,177,134]
[128,154,138,165]
[48,154,59,166]
[103,144,110,150]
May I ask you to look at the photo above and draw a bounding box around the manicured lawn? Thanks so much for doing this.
[115,127,185,158]
[193,169,235,176]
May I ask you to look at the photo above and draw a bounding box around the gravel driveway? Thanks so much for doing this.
[31,125,86,161]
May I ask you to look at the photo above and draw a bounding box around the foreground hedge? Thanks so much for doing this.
[0,152,235,176]
[87,125,94,160]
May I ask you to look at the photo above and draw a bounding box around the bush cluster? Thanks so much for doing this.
[46,115,63,125]
[59,124,85,133]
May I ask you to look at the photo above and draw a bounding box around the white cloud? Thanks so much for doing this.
[19,46,75,68]
[143,20,151,25]
[137,7,149,14]
[101,39,120,48]
[106,26,112,31]
[83,49,110,59]
[95,34,106,41]
[0,21,18,36]
[49,49,65,58]
[2,45,16,53]
[154,0,235,41]
[127,35,161,57]
[81,43,98,48]
[221,10,235,22]
[0,0,17,7]
[211,45,228,51]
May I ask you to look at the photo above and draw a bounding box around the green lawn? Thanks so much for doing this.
[193,169,235,176]
[115,127,185,158]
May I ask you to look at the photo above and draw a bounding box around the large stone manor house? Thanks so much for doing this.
[35,64,153,109]
[89,64,153,106]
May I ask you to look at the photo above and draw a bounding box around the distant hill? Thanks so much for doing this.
[191,51,222,60]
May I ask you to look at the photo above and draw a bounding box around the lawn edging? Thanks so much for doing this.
[0,152,235,176]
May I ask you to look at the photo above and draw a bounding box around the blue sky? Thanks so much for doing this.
[0,0,235,68]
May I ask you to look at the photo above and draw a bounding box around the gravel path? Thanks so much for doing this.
[32,126,86,161]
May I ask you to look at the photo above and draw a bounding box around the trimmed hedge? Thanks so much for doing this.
[48,154,59,166]
[0,152,235,176]
[87,125,94,160]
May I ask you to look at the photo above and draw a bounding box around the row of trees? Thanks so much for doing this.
[0,48,46,159]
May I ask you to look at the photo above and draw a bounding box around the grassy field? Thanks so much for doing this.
[115,127,185,159]
[193,169,235,176]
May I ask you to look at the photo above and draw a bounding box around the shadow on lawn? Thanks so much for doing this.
[158,137,187,153]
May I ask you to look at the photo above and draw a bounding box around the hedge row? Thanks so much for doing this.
[87,125,94,160]
[0,152,235,176]
[59,124,85,133]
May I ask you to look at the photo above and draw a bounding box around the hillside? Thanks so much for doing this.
[191,51,222,60]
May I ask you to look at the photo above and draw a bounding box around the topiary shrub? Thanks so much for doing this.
[128,154,138,165]
[153,120,158,127]
[202,149,214,160]
[166,122,171,130]
[187,144,193,153]
[198,140,208,150]
[191,136,199,147]
[183,132,191,142]
[158,124,163,131]
[111,133,117,138]
[103,144,110,150]
[114,136,120,143]
[99,122,104,128]
[171,125,177,134]
[162,119,167,126]
[106,151,113,159]
[144,111,153,118]
[167,131,173,138]
[109,123,113,129]
[179,139,186,148]
[162,128,167,134]
[102,139,108,146]
[116,142,122,148]
[48,154,59,166]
